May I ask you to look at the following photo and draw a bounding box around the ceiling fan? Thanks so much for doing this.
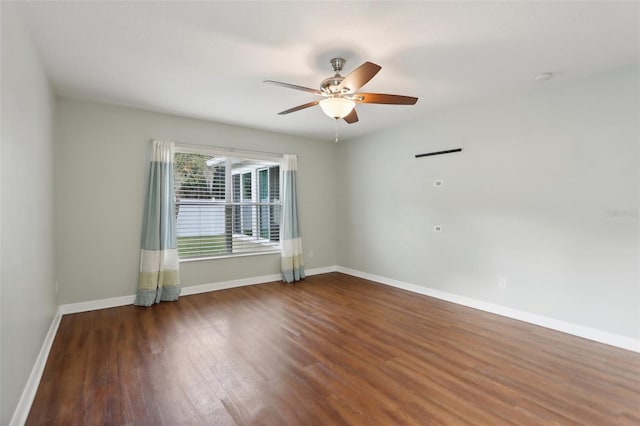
[264,58,418,124]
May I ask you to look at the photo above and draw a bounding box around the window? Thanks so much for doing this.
[174,149,281,259]
[258,166,281,241]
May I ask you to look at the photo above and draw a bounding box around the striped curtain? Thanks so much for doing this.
[134,141,181,306]
[280,154,305,283]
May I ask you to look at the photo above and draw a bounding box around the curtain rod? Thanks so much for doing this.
[154,140,289,159]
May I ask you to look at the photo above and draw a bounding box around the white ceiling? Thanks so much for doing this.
[15,1,640,142]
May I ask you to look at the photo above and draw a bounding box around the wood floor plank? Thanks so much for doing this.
[27,272,640,425]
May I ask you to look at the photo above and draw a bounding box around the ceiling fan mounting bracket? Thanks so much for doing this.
[330,57,346,73]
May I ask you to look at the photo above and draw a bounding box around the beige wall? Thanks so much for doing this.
[337,65,639,339]
[55,98,337,304]
[1,4,58,424]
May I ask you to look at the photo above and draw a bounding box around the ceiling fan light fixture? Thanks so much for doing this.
[319,97,355,119]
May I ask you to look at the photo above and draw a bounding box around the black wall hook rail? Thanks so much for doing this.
[415,148,462,158]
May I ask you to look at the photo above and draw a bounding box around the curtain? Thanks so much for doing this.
[280,154,305,283]
[134,141,181,306]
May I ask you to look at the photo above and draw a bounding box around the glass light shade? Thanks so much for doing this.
[319,97,355,119]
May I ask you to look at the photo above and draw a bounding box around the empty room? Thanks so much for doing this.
[1,1,639,425]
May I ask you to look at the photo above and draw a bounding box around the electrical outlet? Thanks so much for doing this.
[309,250,314,258]
[433,225,442,232]
[499,278,507,289]
[434,180,443,188]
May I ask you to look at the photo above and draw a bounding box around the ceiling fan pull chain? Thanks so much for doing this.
[334,119,339,143]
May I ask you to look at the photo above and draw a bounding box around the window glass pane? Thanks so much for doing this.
[232,174,240,234]
[269,166,280,241]
[259,169,268,201]
[242,172,252,200]
[269,166,280,202]
[212,165,226,200]
[258,169,269,239]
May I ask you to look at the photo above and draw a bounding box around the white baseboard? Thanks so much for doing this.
[306,265,338,275]
[59,265,339,315]
[336,266,640,353]
[9,309,62,426]
[58,294,136,315]
[180,273,282,296]
[180,266,338,296]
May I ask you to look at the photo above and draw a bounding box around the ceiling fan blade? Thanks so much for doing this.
[343,108,359,124]
[278,101,320,115]
[264,80,323,95]
[354,93,418,105]
[337,62,381,93]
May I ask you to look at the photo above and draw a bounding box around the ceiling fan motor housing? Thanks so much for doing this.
[321,75,345,94]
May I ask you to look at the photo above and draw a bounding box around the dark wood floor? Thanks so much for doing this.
[28,272,640,425]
